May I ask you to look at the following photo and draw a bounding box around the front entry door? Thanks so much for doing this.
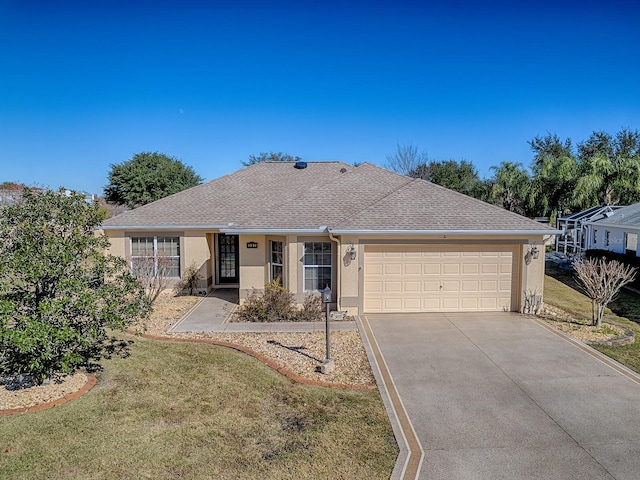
[217,234,239,284]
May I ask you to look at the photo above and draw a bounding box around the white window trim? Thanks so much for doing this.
[303,241,332,292]
[270,240,284,284]
[131,236,180,278]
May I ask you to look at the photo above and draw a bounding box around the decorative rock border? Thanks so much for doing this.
[0,374,97,417]
[585,326,635,347]
[141,333,377,390]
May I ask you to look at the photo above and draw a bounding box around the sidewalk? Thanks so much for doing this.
[169,289,357,333]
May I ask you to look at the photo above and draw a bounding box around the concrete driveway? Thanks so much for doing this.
[361,313,640,480]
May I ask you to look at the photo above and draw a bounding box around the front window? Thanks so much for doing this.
[131,236,180,278]
[593,229,598,245]
[303,242,332,291]
[605,231,610,247]
[270,240,283,284]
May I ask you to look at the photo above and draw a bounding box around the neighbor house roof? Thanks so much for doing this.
[586,202,640,231]
[102,161,553,235]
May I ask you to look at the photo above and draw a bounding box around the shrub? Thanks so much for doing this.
[235,280,296,322]
[298,292,324,322]
[175,263,202,296]
[0,189,148,385]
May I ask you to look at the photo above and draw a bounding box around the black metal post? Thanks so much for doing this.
[325,299,330,361]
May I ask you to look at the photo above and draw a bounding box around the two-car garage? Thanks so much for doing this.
[363,244,519,313]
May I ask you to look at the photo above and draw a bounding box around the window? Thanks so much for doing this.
[303,242,332,291]
[131,236,180,278]
[626,233,637,252]
[593,229,598,245]
[605,231,610,247]
[270,241,283,284]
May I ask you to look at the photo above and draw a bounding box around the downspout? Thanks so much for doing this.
[328,232,341,311]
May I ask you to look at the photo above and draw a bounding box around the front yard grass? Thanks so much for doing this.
[0,336,397,480]
[544,268,640,374]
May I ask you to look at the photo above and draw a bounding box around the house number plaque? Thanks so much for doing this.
[246,242,258,249]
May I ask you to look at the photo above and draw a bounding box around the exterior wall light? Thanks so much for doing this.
[348,244,357,261]
[530,244,539,259]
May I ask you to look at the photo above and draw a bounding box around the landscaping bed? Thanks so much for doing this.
[544,267,640,373]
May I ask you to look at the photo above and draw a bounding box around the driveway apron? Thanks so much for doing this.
[365,313,640,480]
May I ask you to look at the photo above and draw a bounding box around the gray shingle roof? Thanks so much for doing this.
[102,161,552,234]
[589,202,640,229]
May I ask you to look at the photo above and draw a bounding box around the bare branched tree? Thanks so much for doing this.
[385,143,430,178]
[130,255,173,304]
[574,258,637,327]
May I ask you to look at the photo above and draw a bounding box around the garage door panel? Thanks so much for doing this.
[462,264,480,274]
[442,280,460,292]
[443,263,460,275]
[423,264,441,274]
[403,298,422,310]
[364,245,515,313]
[384,263,402,275]
[462,280,479,291]
[404,263,422,275]
[442,298,460,309]
[423,280,441,291]
[384,281,402,293]
[461,297,479,309]
[404,281,421,292]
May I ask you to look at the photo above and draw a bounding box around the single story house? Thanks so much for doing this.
[585,202,640,256]
[555,205,621,258]
[102,161,555,315]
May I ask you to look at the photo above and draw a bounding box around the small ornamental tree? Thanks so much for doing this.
[0,188,149,384]
[574,257,637,328]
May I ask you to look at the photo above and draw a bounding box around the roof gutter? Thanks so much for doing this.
[219,227,329,235]
[100,224,230,231]
[327,229,561,236]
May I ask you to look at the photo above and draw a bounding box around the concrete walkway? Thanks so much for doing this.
[169,289,357,333]
[361,312,640,480]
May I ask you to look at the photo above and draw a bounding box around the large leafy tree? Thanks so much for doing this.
[427,159,484,197]
[104,152,203,208]
[574,128,640,207]
[242,152,302,167]
[0,189,149,384]
[487,161,531,215]
[527,134,578,218]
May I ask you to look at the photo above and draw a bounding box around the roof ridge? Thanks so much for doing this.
[408,176,547,228]
[329,171,414,228]
[232,162,355,227]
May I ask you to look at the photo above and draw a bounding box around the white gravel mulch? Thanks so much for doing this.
[1,293,376,412]
[0,373,88,412]
[540,304,627,343]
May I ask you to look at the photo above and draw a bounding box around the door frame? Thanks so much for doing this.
[217,233,239,284]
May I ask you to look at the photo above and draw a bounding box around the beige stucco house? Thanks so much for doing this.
[102,161,555,315]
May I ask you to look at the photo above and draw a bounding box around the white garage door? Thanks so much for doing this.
[364,245,516,313]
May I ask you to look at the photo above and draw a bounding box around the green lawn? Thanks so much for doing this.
[0,336,397,480]
[545,264,640,373]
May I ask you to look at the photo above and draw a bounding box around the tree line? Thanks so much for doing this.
[386,128,640,221]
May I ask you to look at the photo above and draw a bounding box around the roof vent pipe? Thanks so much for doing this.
[294,161,308,169]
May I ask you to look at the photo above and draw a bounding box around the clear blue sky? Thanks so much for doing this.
[1,0,639,194]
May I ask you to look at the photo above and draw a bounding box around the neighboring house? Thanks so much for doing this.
[102,161,555,315]
[0,189,26,206]
[585,202,640,257]
[555,205,621,259]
